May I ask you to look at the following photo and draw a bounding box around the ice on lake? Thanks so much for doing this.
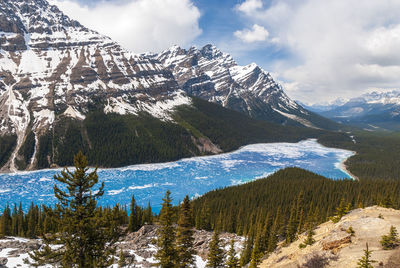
[0,139,354,213]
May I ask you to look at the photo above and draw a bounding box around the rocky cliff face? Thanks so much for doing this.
[155,45,322,129]
[260,206,400,268]
[0,0,189,171]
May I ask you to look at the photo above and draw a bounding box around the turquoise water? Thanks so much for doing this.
[0,139,354,213]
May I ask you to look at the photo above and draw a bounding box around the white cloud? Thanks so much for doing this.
[50,0,202,53]
[236,0,400,103]
[234,24,269,43]
[236,0,263,15]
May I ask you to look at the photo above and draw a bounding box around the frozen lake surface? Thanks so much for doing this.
[0,139,354,213]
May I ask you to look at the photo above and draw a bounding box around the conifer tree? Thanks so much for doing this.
[144,201,153,225]
[249,234,263,268]
[17,203,24,236]
[28,151,122,267]
[357,243,377,268]
[259,212,272,252]
[11,204,18,236]
[26,203,37,238]
[0,204,11,237]
[128,195,139,232]
[331,197,350,223]
[285,201,297,244]
[382,195,393,208]
[176,195,195,267]
[240,235,253,266]
[206,231,224,268]
[267,208,280,253]
[297,207,304,234]
[380,226,400,250]
[155,190,177,268]
[118,250,126,268]
[200,204,212,231]
[300,226,315,247]
[225,239,239,268]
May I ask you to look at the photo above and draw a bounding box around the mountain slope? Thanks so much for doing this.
[155,45,340,130]
[0,0,191,171]
[21,98,323,169]
[0,0,327,171]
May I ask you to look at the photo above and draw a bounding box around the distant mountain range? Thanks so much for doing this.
[0,0,337,171]
[304,91,400,131]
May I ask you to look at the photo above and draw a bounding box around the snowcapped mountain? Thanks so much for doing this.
[317,91,400,130]
[0,0,333,172]
[154,45,336,129]
[0,0,190,171]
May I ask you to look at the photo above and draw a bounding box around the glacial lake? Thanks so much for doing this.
[0,139,354,213]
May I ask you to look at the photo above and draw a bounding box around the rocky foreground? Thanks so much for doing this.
[260,206,400,268]
[0,225,243,267]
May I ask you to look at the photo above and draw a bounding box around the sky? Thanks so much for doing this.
[49,0,400,104]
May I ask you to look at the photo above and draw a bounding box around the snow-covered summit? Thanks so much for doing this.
[155,44,311,127]
[355,90,400,105]
[0,0,190,171]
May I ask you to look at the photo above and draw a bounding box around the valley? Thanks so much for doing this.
[0,0,400,267]
[0,139,353,213]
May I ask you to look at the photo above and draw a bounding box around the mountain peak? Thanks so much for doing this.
[0,0,190,171]
[0,0,112,51]
[154,45,327,129]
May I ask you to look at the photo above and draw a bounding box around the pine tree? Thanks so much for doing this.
[296,207,304,235]
[17,203,24,236]
[267,208,280,253]
[380,226,400,250]
[28,151,122,267]
[176,195,195,267]
[259,212,272,252]
[26,203,37,238]
[357,243,377,268]
[240,233,254,266]
[155,190,177,268]
[200,204,211,231]
[0,204,11,237]
[331,197,350,223]
[303,226,315,247]
[128,195,139,232]
[11,204,18,236]
[144,201,153,225]
[206,231,224,268]
[346,226,355,236]
[225,239,239,268]
[382,195,393,208]
[285,201,297,244]
[118,250,126,268]
[249,234,263,268]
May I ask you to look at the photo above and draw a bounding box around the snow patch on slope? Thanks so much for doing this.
[104,92,191,121]
[63,106,85,120]
[273,108,318,129]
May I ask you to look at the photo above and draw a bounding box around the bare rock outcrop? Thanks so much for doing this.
[260,206,400,267]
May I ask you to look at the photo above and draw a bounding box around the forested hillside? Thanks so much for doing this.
[191,168,400,264]
[13,98,323,170]
[319,131,400,180]
[0,135,16,168]
[192,168,400,236]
